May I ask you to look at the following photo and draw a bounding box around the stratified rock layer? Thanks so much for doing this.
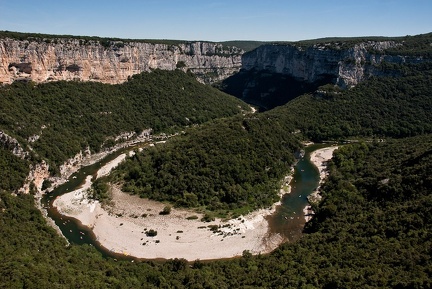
[0,38,243,84]
[242,41,425,87]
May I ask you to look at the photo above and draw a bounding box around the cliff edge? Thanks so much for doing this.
[0,36,243,84]
[242,40,426,88]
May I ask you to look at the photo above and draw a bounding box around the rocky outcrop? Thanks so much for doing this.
[54,129,152,185]
[0,38,243,84]
[0,131,28,158]
[18,161,50,195]
[242,41,426,88]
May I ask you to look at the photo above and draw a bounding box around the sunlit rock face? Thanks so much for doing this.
[242,41,423,88]
[0,38,243,84]
[220,40,427,109]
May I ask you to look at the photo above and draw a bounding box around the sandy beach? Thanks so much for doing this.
[303,145,338,221]
[54,152,287,261]
[310,146,338,182]
[53,144,339,260]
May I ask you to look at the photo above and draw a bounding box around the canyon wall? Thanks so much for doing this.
[241,41,425,88]
[2,36,426,88]
[0,37,243,84]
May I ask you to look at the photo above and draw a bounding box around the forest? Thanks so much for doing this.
[1,136,430,288]
[0,69,249,174]
[0,33,431,288]
[274,63,432,140]
[106,61,432,216]
[110,115,300,216]
[280,32,432,57]
[0,30,195,46]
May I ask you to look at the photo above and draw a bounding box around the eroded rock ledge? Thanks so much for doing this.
[0,38,243,84]
[242,41,426,88]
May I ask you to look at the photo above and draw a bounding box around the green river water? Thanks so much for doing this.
[42,143,328,260]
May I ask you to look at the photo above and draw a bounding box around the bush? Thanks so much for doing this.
[201,213,215,222]
[159,205,171,215]
[146,229,157,237]
[176,61,186,68]
[41,179,52,190]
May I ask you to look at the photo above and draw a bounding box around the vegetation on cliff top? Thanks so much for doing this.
[0,30,244,52]
[221,40,267,52]
[273,32,432,57]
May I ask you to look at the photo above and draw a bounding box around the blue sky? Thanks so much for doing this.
[0,0,431,41]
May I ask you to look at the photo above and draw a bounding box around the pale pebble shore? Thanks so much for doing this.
[54,153,290,261]
[303,146,339,222]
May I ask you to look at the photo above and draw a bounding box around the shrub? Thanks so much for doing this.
[146,229,157,237]
[201,213,215,222]
[159,205,171,215]
[176,61,186,68]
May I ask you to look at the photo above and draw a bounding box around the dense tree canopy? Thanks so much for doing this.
[111,115,300,214]
[1,135,431,288]
[106,62,432,215]
[272,63,432,141]
[0,69,249,173]
[0,146,29,192]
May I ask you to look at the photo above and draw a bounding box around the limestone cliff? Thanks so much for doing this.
[242,41,426,88]
[0,37,243,84]
[0,131,28,158]
[18,161,50,195]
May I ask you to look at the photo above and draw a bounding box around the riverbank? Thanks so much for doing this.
[55,188,284,261]
[53,151,291,261]
[303,146,339,222]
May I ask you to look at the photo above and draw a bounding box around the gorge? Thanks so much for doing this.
[1,31,431,288]
[2,32,429,92]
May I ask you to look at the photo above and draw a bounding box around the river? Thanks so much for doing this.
[42,143,328,260]
[268,143,328,241]
[41,146,143,256]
